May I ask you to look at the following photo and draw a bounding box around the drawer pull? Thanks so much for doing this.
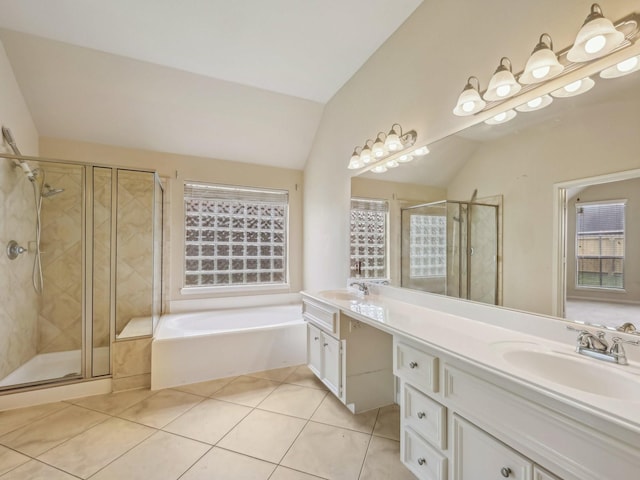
[417,411,426,419]
[418,458,427,466]
[409,361,418,369]
[501,467,512,478]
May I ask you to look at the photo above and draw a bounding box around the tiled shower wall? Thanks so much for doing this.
[0,159,39,378]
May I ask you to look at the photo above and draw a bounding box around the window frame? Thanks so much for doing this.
[349,197,389,280]
[181,181,290,294]
[575,199,626,291]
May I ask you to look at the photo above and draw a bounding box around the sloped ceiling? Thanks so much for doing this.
[0,0,423,169]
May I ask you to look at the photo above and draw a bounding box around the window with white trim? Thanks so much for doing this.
[184,182,288,287]
[576,201,625,289]
[349,198,388,279]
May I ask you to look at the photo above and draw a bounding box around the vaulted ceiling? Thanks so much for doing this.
[0,0,423,168]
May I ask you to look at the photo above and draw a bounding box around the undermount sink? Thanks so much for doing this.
[492,342,640,400]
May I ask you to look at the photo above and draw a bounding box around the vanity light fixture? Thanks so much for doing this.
[371,165,388,173]
[515,94,553,112]
[348,124,418,172]
[484,109,517,125]
[453,76,486,116]
[520,34,564,84]
[550,77,595,98]
[412,146,429,156]
[567,4,625,62]
[397,153,414,163]
[483,57,522,101]
[600,54,640,78]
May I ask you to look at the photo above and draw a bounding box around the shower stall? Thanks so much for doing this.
[401,200,499,305]
[0,129,163,392]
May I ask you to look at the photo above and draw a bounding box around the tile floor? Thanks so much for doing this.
[0,365,417,479]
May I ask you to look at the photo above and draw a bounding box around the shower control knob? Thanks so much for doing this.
[6,240,27,260]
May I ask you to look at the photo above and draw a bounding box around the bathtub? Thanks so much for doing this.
[151,304,306,390]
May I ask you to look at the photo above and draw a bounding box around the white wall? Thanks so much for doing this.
[302,0,639,295]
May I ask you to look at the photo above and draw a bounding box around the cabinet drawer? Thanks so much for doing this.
[394,341,439,393]
[453,415,532,480]
[403,383,446,450]
[534,467,561,480]
[402,426,447,480]
[303,299,338,335]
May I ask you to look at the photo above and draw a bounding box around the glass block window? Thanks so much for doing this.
[409,214,446,278]
[576,201,625,289]
[350,198,388,279]
[184,182,288,287]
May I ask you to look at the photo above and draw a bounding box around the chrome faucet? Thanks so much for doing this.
[568,326,640,365]
[349,282,369,295]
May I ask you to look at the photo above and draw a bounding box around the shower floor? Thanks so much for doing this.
[0,347,109,388]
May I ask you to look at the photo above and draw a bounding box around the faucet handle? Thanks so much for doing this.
[616,322,637,334]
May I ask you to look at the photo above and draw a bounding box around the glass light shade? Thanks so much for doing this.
[397,154,414,163]
[372,138,387,158]
[551,77,595,98]
[453,79,486,116]
[348,151,363,169]
[386,159,400,168]
[384,130,403,151]
[600,55,640,79]
[413,146,429,156]
[515,94,553,112]
[567,5,624,62]
[484,59,521,101]
[484,109,517,125]
[520,41,564,84]
[371,165,387,173]
[360,145,372,164]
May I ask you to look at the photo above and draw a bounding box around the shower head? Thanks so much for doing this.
[42,183,64,198]
[2,126,21,155]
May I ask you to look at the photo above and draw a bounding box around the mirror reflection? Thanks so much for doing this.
[350,53,640,331]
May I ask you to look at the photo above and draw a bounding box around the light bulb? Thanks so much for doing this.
[462,101,475,112]
[398,154,413,163]
[496,85,511,97]
[585,34,606,54]
[527,97,543,108]
[386,160,399,168]
[372,165,387,173]
[360,147,372,164]
[564,80,582,93]
[532,65,550,79]
[618,57,639,73]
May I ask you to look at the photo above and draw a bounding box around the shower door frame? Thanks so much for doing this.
[0,152,163,392]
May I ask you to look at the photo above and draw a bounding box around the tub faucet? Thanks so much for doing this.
[349,282,369,295]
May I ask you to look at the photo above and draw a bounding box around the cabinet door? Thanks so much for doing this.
[307,323,322,377]
[534,467,561,480]
[322,334,342,397]
[453,415,532,480]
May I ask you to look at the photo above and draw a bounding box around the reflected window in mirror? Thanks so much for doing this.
[576,201,626,290]
[409,214,446,279]
[350,198,388,280]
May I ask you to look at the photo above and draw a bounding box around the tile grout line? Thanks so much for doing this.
[356,408,382,480]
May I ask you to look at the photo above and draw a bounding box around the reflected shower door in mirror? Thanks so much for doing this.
[400,201,499,305]
[350,41,640,327]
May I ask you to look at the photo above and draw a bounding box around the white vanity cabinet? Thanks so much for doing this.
[393,335,640,480]
[302,296,394,413]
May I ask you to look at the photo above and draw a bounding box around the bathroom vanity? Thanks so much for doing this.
[301,286,640,480]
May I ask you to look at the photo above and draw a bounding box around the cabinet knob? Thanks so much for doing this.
[417,411,426,419]
[409,361,418,369]
[501,467,512,478]
[417,458,427,466]
[324,343,328,347]
[314,336,319,341]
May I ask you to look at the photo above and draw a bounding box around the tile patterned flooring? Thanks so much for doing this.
[0,365,417,479]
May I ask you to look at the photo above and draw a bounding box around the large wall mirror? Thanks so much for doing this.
[350,41,640,332]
